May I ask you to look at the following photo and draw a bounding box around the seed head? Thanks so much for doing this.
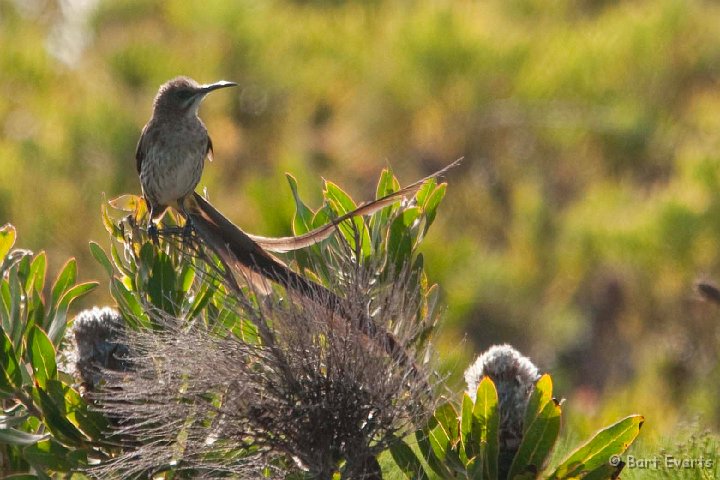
[465,344,540,477]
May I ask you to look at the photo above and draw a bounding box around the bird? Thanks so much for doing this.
[135,76,237,237]
[132,75,460,380]
[135,76,461,250]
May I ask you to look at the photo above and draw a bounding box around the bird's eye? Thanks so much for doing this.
[176,90,194,100]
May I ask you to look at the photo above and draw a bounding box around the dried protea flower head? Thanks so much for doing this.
[65,306,130,392]
[465,344,540,477]
[90,318,266,479]
[243,269,435,479]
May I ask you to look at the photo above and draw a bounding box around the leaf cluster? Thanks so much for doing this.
[287,168,447,350]
[390,375,643,480]
[0,225,102,477]
[95,195,261,342]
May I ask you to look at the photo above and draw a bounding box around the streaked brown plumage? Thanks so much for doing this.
[135,76,237,225]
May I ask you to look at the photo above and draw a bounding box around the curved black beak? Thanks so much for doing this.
[200,80,238,94]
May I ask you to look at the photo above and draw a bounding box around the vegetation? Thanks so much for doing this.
[0,225,102,474]
[1,169,643,478]
[389,375,642,479]
[1,0,720,476]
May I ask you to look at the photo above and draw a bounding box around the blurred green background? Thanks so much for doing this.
[2,0,720,445]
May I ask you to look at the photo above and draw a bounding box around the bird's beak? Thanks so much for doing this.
[200,80,238,94]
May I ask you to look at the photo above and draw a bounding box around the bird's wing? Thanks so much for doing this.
[135,124,148,174]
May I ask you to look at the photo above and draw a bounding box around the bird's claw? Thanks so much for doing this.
[182,220,194,240]
[148,223,159,245]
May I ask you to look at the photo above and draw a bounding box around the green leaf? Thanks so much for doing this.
[523,374,552,434]
[110,241,133,277]
[108,194,143,212]
[50,259,77,310]
[0,224,16,261]
[312,204,332,229]
[423,183,447,231]
[389,438,427,478]
[324,181,372,257]
[147,250,177,315]
[101,201,119,238]
[460,392,475,462]
[188,281,216,321]
[427,402,454,460]
[387,206,422,266]
[425,402,465,474]
[0,428,48,446]
[0,412,31,428]
[17,255,31,292]
[336,215,372,259]
[28,252,47,296]
[287,173,315,236]
[47,282,99,346]
[138,241,155,284]
[1,249,33,281]
[507,375,561,480]
[549,415,644,479]
[89,242,113,277]
[324,180,357,214]
[33,385,86,447]
[472,377,500,480]
[436,400,461,444]
[582,463,625,480]
[8,266,27,351]
[111,277,150,328]
[415,177,437,207]
[27,326,57,388]
[238,318,260,344]
[370,169,400,246]
[54,380,107,441]
[27,288,44,337]
[0,326,22,397]
[28,252,47,292]
[175,262,196,307]
[24,438,85,472]
[0,283,12,350]
[415,428,454,479]
[375,167,400,199]
[179,263,195,293]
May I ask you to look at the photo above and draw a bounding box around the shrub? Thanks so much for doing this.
[0,168,644,479]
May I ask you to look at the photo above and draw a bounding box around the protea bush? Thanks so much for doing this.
[0,166,644,479]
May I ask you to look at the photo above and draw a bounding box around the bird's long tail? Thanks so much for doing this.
[180,159,461,379]
[249,158,463,252]
[183,192,418,374]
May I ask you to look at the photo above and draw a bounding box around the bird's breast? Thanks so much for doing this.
[140,119,208,207]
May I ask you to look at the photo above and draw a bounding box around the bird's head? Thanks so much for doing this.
[152,76,237,118]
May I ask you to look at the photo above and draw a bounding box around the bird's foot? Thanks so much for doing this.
[148,223,159,245]
[182,220,194,238]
